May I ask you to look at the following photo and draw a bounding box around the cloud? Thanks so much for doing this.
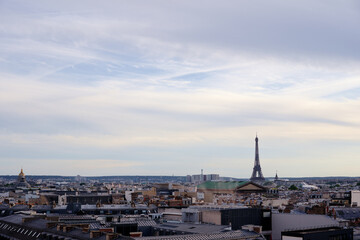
[0,1,360,176]
[1,158,143,176]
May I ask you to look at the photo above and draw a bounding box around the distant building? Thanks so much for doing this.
[350,190,360,207]
[205,174,220,181]
[16,168,31,188]
[197,181,266,203]
[65,194,113,205]
[186,173,219,183]
[75,174,86,182]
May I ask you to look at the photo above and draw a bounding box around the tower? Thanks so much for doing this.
[250,135,265,181]
[16,168,31,188]
[275,170,279,181]
[18,168,26,183]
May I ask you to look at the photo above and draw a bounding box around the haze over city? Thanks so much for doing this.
[1,0,360,177]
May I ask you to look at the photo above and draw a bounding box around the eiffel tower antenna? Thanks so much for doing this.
[250,134,265,181]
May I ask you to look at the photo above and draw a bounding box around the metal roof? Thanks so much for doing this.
[197,181,248,190]
[153,223,229,234]
[335,207,360,220]
[135,230,261,240]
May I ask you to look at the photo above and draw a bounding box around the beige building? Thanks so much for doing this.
[197,181,267,203]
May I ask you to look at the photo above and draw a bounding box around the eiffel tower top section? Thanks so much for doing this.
[250,135,265,181]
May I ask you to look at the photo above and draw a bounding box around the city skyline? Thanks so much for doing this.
[1,1,360,177]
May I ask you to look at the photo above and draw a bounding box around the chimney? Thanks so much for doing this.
[82,226,90,233]
[22,217,36,223]
[63,226,74,232]
[57,224,63,231]
[90,230,102,238]
[46,222,57,229]
[253,226,262,233]
[130,232,143,237]
[105,233,118,240]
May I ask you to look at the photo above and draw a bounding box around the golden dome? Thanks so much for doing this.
[19,168,25,177]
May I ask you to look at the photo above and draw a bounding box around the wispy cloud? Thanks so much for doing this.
[0,0,360,176]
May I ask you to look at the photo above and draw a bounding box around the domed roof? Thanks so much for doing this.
[18,168,25,177]
[16,168,30,188]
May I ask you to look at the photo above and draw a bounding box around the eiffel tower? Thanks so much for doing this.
[250,135,265,181]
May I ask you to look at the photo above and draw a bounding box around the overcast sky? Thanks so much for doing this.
[1,0,360,177]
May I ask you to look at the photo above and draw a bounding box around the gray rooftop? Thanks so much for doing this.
[135,230,261,240]
[0,214,25,225]
[153,223,231,234]
[81,204,150,210]
[335,207,360,220]
[31,205,52,211]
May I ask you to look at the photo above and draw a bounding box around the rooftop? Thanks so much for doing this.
[136,230,261,240]
[154,222,230,234]
[197,181,248,190]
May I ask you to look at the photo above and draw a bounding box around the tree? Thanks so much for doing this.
[289,185,298,190]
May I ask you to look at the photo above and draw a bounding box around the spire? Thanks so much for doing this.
[275,170,279,180]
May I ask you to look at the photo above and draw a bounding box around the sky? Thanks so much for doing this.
[1,0,360,177]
